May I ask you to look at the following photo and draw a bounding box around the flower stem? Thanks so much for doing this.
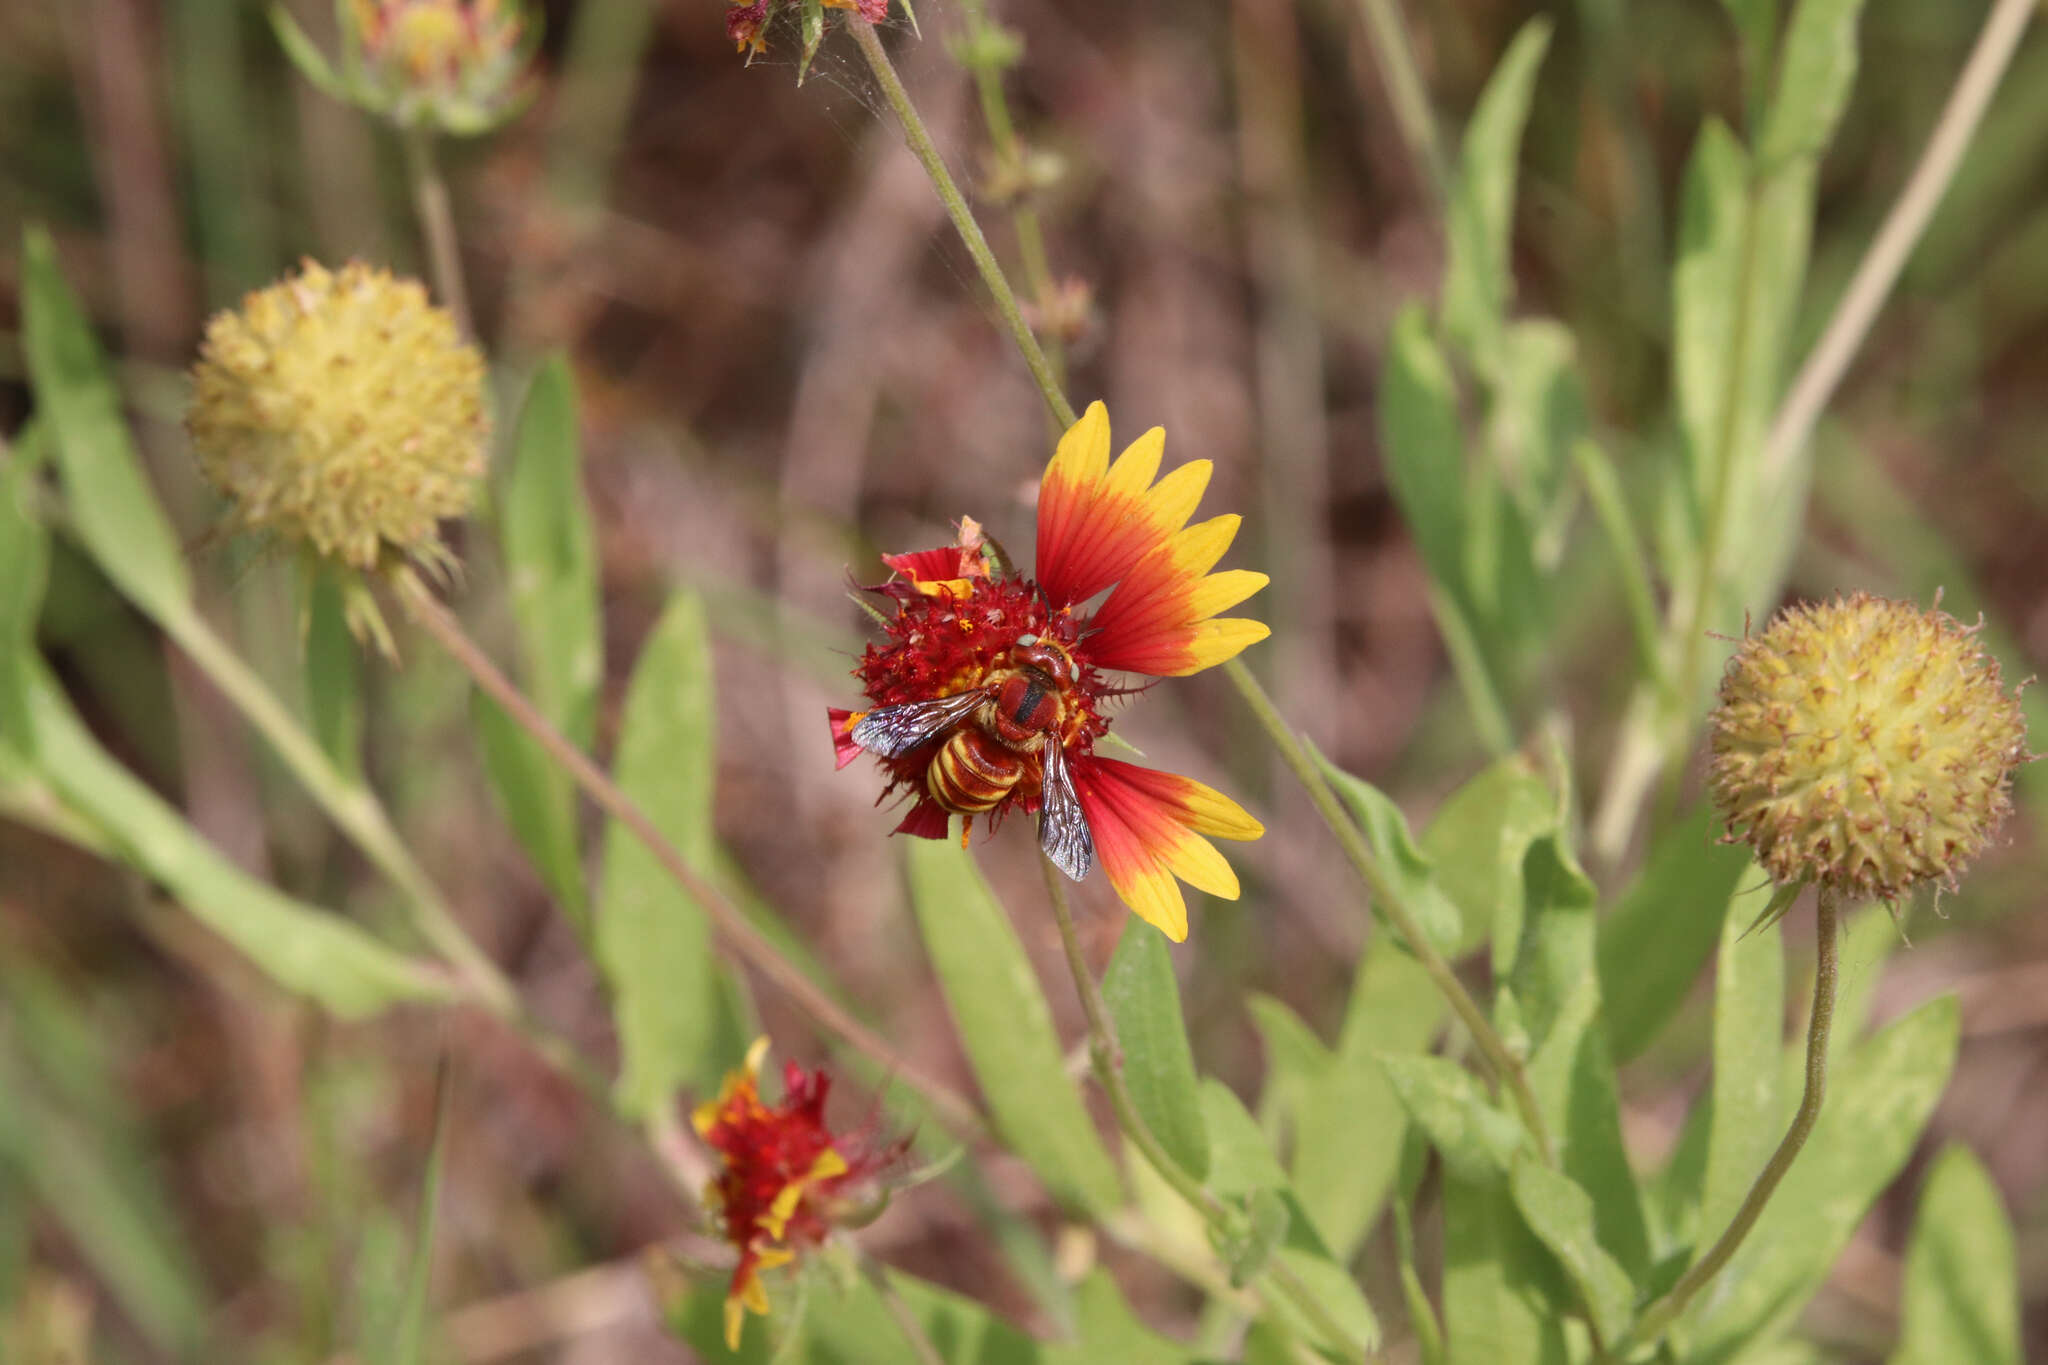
[400,126,474,338]
[1222,657,1555,1164]
[1039,857,1375,1364]
[1620,890,1840,1353]
[392,572,991,1143]
[1760,0,2035,486]
[847,18,1075,428]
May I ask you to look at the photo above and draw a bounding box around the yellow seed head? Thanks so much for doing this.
[187,261,486,573]
[1708,594,2028,902]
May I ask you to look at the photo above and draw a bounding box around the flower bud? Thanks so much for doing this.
[1708,594,2027,902]
[274,0,534,135]
[187,261,487,576]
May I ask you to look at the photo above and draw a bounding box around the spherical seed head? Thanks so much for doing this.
[187,261,487,573]
[1708,594,2028,902]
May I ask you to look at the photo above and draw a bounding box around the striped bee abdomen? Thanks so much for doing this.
[928,727,1026,814]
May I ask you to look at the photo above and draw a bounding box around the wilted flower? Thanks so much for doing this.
[695,1039,901,1349]
[187,260,487,582]
[274,0,536,134]
[830,402,1269,941]
[1708,593,2027,904]
[719,0,899,73]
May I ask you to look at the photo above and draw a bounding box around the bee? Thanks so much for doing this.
[849,636,1094,882]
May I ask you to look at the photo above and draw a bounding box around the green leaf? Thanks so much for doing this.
[386,1063,452,1365]
[1571,439,1664,689]
[1420,755,1556,965]
[1381,303,1467,607]
[903,840,1122,1216]
[0,450,50,745]
[1889,1146,2020,1365]
[1513,838,1652,1279]
[1379,1054,1529,1182]
[473,692,589,929]
[1599,806,1751,1062]
[0,1047,208,1355]
[1722,1,1781,101]
[1757,0,1869,170]
[1441,18,1554,372]
[1683,996,1960,1361]
[1508,1156,1637,1345]
[1697,878,1785,1245]
[501,357,601,750]
[268,3,349,98]
[489,357,600,924]
[1442,1172,1571,1365]
[1294,947,1445,1258]
[1102,918,1208,1180]
[1224,1187,1290,1288]
[21,228,191,623]
[1201,1081,1382,1354]
[596,592,722,1117]
[18,661,449,1016]
[1311,744,1462,955]
[797,0,825,83]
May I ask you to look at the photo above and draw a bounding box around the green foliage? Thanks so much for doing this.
[597,591,727,1115]
[905,842,1123,1216]
[1891,1146,2021,1365]
[1102,919,1209,1180]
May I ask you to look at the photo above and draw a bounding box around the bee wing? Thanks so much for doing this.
[1037,741,1094,882]
[849,690,990,758]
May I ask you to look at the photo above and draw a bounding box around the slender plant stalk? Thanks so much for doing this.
[1223,657,1555,1163]
[1039,859,1375,1365]
[392,572,991,1143]
[1350,0,1451,207]
[1621,890,1841,1353]
[401,127,474,338]
[159,602,518,1015]
[155,604,718,1197]
[858,1255,950,1365]
[847,19,1075,429]
[851,4,1550,1165]
[1760,0,2035,485]
[952,0,1066,393]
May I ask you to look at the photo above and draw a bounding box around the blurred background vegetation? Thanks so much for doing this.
[2,0,2046,1360]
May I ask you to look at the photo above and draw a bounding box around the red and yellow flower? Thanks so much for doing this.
[695,1038,900,1349]
[829,402,1268,941]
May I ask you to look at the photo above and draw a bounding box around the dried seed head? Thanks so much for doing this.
[1708,593,2028,902]
[187,261,486,574]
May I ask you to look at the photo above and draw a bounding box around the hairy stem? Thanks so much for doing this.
[1223,658,1555,1163]
[1623,890,1840,1352]
[848,18,1075,428]
[1761,0,2036,485]
[393,572,990,1142]
[1039,858,1374,1364]
[400,127,473,338]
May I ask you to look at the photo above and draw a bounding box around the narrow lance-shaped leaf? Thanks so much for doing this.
[1202,1081,1382,1354]
[1757,0,1870,170]
[1310,743,1461,956]
[1508,1156,1637,1346]
[1441,17,1554,371]
[20,228,191,623]
[596,591,723,1116]
[20,663,448,1017]
[1598,806,1751,1063]
[903,840,1122,1216]
[1889,1145,2021,1365]
[1102,918,1208,1180]
[386,1062,453,1365]
[1696,877,1785,1245]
